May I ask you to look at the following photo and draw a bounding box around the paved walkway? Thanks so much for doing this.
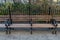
[0,31,60,40]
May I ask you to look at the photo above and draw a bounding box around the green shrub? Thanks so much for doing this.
[0,2,60,15]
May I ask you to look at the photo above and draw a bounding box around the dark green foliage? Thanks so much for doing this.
[0,2,60,15]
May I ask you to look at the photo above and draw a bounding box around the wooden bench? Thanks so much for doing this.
[0,15,52,22]
[0,23,56,34]
[53,15,60,21]
[0,15,9,22]
[9,15,51,22]
[8,24,55,34]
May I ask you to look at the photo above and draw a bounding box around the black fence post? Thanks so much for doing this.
[29,0,32,34]
[8,6,12,34]
[48,7,51,15]
[8,6,12,24]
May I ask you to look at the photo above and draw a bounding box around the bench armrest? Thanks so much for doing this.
[50,19,58,26]
[5,19,12,26]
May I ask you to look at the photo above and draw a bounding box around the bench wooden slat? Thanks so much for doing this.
[9,24,31,28]
[32,24,54,28]
[0,24,55,28]
[57,24,60,28]
[9,24,54,28]
[0,24,5,27]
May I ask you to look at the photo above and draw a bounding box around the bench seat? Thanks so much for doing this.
[0,24,55,28]
[9,24,31,28]
[0,24,6,28]
[57,24,60,28]
[9,24,54,28]
[32,24,54,28]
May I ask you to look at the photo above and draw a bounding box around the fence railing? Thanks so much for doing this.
[0,1,60,23]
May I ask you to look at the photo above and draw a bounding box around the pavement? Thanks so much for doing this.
[0,24,60,40]
[0,31,60,40]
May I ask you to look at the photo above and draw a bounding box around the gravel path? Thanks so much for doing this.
[0,31,60,40]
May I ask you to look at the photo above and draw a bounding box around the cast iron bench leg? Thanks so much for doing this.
[30,27,32,34]
[6,30,8,34]
[9,28,11,34]
[54,27,57,34]
[49,27,54,34]
[9,28,14,34]
[30,23,32,34]
[52,27,57,34]
[5,26,9,34]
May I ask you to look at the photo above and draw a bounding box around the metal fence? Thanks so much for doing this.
[0,0,60,23]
